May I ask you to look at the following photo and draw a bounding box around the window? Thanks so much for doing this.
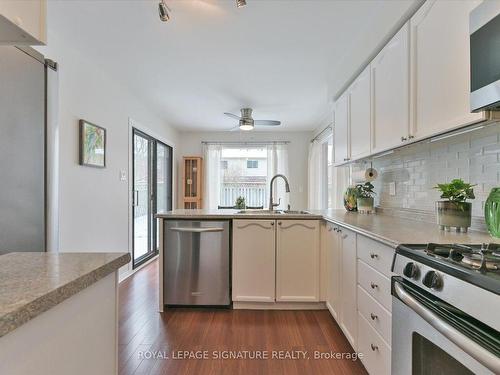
[246,160,258,169]
[220,147,268,208]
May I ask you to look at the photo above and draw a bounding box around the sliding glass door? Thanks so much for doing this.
[132,129,172,268]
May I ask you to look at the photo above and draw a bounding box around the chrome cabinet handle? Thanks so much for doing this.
[408,135,415,139]
[133,190,139,206]
[394,281,500,373]
[343,158,350,161]
[270,222,275,226]
[370,253,379,259]
[370,344,379,351]
[370,313,378,320]
[170,227,224,233]
[370,282,378,289]
[401,136,407,142]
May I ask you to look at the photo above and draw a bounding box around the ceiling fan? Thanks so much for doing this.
[224,108,281,131]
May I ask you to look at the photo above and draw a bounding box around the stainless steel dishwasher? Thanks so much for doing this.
[164,220,230,306]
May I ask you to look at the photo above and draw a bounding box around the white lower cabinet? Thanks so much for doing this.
[232,220,276,302]
[358,313,392,375]
[232,219,320,304]
[276,220,320,302]
[338,227,357,350]
[324,222,394,374]
[325,223,341,320]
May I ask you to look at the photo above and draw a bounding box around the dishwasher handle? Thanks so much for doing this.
[394,281,500,373]
[170,227,225,233]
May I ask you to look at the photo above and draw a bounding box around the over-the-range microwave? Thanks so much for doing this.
[470,1,500,112]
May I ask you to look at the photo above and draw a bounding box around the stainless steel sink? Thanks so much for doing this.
[237,210,281,214]
[236,209,311,215]
[283,210,311,215]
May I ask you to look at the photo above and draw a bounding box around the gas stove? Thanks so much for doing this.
[394,243,500,295]
[391,243,500,374]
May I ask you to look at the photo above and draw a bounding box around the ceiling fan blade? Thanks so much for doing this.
[229,125,240,132]
[254,120,281,126]
[224,112,241,120]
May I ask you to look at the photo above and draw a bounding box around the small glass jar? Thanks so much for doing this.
[485,188,500,238]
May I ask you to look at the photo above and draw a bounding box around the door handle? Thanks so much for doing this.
[133,190,139,206]
[170,227,224,233]
[394,281,500,373]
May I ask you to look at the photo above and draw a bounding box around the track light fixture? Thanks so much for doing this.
[158,0,170,22]
[236,0,247,8]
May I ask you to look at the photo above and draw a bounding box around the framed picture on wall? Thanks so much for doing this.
[79,119,106,168]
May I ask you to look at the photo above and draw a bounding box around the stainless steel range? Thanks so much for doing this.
[391,243,500,374]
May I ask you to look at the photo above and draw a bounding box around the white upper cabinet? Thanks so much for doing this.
[334,93,349,164]
[349,66,371,159]
[371,21,410,154]
[0,0,46,45]
[276,220,320,302]
[409,0,485,140]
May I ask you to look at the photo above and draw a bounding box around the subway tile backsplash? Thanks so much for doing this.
[351,121,500,229]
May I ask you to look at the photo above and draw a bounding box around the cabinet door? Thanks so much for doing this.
[326,224,341,321]
[410,0,485,140]
[276,220,320,302]
[339,227,357,350]
[232,220,276,302]
[349,66,371,159]
[334,93,349,164]
[0,0,46,45]
[371,22,410,154]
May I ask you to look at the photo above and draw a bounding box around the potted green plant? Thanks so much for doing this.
[235,196,246,210]
[355,182,376,214]
[434,179,475,232]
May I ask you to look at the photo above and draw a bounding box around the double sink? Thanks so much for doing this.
[237,209,312,215]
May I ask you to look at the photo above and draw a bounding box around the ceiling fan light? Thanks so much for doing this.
[239,124,254,131]
[159,0,170,22]
[236,0,247,8]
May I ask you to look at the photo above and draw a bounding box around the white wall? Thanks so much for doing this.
[178,131,311,210]
[36,32,179,276]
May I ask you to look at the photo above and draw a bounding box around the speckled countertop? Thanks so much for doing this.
[315,209,498,248]
[157,209,498,248]
[157,209,323,220]
[0,252,130,338]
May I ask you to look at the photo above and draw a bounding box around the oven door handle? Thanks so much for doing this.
[394,281,500,373]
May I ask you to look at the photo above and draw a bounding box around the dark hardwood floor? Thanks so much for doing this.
[119,259,367,375]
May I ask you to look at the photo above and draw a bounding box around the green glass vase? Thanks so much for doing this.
[484,188,500,238]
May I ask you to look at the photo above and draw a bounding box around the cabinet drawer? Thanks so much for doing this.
[358,313,391,375]
[357,236,394,277]
[357,286,392,346]
[357,260,392,312]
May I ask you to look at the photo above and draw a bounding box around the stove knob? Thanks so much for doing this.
[422,271,443,290]
[403,262,419,279]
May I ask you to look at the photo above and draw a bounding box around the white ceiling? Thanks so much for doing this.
[47,0,420,132]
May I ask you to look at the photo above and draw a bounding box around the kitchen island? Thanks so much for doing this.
[0,252,130,375]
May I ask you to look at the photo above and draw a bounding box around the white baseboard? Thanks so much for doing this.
[232,301,327,310]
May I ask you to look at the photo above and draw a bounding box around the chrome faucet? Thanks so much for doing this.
[269,174,290,211]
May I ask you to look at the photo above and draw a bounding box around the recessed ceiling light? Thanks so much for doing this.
[159,0,170,22]
[236,0,247,8]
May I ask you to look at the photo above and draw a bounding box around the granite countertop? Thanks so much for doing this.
[157,209,323,220]
[0,252,130,338]
[157,209,497,248]
[313,209,498,248]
